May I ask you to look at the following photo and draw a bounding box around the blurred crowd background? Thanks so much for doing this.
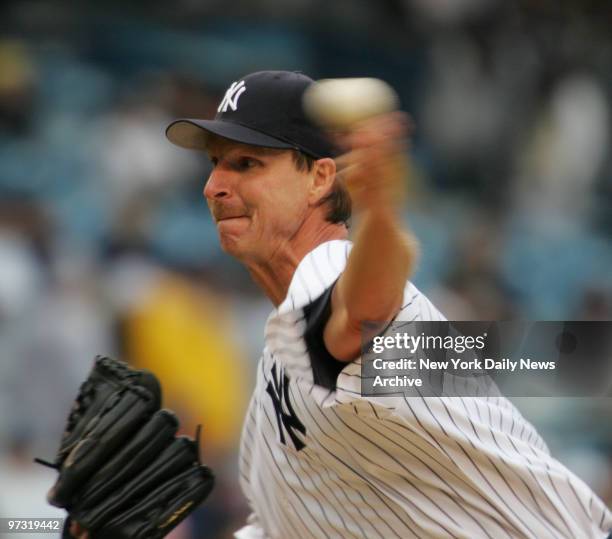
[0,0,610,537]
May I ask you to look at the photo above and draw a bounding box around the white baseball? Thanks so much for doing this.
[303,77,399,128]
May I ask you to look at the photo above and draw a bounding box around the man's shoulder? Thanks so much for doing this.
[265,241,445,391]
[278,240,351,314]
[275,238,445,323]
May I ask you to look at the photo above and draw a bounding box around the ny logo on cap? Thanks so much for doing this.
[218,80,246,113]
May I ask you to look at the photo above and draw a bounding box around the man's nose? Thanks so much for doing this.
[203,170,231,200]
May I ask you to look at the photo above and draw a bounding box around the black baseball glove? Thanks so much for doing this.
[36,356,215,539]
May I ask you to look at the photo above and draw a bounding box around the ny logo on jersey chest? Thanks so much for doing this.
[266,363,306,451]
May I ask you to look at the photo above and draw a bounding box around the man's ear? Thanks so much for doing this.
[308,158,337,205]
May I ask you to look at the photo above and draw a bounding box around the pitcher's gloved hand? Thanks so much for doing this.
[36,356,215,539]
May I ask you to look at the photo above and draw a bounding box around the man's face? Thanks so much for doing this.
[204,137,312,261]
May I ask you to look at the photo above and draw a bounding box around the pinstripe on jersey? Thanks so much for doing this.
[236,240,612,539]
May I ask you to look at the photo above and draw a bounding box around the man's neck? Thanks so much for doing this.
[244,221,348,306]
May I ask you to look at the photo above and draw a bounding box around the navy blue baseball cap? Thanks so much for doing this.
[165,71,339,159]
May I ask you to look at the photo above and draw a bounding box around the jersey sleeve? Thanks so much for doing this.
[302,280,348,391]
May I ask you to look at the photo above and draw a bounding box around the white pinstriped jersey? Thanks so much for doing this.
[236,239,612,539]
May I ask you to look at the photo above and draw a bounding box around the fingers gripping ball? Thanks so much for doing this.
[303,77,399,129]
[35,356,215,539]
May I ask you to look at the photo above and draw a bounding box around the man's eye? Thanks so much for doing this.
[210,157,218,167]
[235,157,258,170]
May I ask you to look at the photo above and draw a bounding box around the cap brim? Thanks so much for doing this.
[165,119,296,152]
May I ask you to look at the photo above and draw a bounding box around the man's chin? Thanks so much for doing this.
[218,233,247,258]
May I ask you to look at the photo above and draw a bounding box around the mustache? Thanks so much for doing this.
[209,203,248,222]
